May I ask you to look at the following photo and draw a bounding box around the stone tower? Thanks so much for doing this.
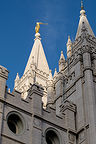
[0,2,96,144]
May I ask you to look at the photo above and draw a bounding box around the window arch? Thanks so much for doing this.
[7,111,25,135]
[45,128,60,144]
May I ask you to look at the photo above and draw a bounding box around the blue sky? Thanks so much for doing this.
[0,0,96,91]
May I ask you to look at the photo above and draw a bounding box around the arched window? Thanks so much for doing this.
[7,112,25,135]
[45,129,60,144]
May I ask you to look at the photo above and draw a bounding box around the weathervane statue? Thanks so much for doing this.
[35,22,48,33]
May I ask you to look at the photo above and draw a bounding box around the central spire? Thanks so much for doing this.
[24,32,49,75]
[14,24,49,102]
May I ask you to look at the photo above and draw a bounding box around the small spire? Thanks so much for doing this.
[54,68,57,77]
[15,73,19,81]
[59,51,65,72]
[81,0,84,10]
[76,1,95,39]
[60,51,65,61]
[67,36,72,46]
[67,36,72,58]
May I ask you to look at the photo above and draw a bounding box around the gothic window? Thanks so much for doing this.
[46,129,60,144]
[7,112,24,135]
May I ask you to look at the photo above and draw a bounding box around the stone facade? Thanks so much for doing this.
[0,3,96,144]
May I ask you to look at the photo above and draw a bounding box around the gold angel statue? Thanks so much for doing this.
[35,22,48,33]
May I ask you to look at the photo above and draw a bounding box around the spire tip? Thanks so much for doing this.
[81,0,84,10]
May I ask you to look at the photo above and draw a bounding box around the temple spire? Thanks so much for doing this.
[14,24,49,102]
[75,1,95,39]
[24,32,49,75]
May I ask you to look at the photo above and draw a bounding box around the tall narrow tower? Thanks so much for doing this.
[75,2,96,143]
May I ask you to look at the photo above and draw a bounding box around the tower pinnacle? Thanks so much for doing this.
[75,1,95,39]
[80,0,85,16]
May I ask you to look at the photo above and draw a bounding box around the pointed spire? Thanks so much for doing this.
[59,51,65,72]
[54,68,57,77]
[15,73,19,81]
[24,32,49,75]
[75,1,95,39]
[67,36,71,44]
[14,73,19,88]
[60,51,65,61]
[67,36,72,58]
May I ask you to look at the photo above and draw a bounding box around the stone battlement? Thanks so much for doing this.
[0,65,9,79]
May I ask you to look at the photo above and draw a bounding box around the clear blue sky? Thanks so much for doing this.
[0,0,96,91]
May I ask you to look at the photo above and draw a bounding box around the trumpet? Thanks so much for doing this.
[35,22,48,33]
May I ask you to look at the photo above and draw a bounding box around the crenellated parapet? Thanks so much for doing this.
[0,65,8,80]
